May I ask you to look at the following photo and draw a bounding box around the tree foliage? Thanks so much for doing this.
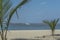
[43,18,59,36]
[0,0,28,40]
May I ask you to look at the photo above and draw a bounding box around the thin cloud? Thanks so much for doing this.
[40,2,47,5]
[40,2,48,7]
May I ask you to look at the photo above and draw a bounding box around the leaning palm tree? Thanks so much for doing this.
[43,18,59,36]
[0,0,28,40]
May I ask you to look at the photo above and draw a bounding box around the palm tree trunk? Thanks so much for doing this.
[52,30,54,36]
[52,30,55,40]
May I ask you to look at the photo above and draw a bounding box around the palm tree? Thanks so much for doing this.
[0,0,28,40]
[43,18,59,36]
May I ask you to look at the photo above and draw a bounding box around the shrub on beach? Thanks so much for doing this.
[43,18,59,36]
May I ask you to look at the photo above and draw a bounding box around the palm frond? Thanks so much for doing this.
[16,10,19,19]
[55,18,59,25]
[7,0,28,26]
[43,20,50,24]
[43,20,53,30]
[43,18,59,30]
[0,0,2,17]
[2,0,12,19]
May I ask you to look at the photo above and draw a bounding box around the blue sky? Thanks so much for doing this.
[11,0,60,23]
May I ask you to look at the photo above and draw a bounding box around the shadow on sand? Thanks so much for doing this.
[11,34,60,40]
[11,38,40,40]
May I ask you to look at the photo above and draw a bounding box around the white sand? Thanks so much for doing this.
[0,30,60,40]
[7,30,60,40]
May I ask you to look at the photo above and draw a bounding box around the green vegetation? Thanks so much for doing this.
[0,0,28,40]
[43,18,59,36]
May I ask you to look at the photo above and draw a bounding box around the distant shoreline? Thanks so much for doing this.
[9,23,60,26]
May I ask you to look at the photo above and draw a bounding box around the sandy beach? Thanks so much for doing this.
[4,30,60,40]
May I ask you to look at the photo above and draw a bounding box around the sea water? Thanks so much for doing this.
[8,25,60,30]
[0,24,60,30]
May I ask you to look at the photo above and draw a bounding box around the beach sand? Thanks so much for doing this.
[0,30,60,40]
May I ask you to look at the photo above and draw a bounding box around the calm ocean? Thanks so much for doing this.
[7,25,60,30]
